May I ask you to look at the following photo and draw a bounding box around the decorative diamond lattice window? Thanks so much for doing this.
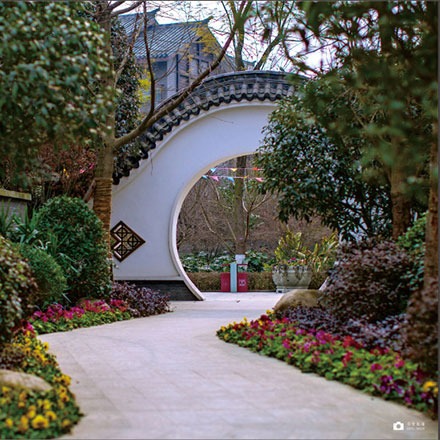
[111,221,146,262]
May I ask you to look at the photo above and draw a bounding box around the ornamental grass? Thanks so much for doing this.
[217,312,438,418]
[0,332,81,438]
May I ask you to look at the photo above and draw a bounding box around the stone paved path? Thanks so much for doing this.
[40,293,438,439]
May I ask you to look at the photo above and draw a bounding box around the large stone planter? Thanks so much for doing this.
[272,265,312,293]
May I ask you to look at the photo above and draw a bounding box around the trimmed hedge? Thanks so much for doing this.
[187,271,275,291]
[36,196,111,302]
[18,244,67,309]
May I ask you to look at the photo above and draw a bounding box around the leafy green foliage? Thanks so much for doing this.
[0,1,114,185]
[17,244,67,309]
[274,230,309,265]
[35,196,111,302]
[217,313,437,417]
[397,213,426,292]
[180,252,234,273]
[321,239,413,323]
[293,1,436,238]
[181,250,276,273]
[243,250,276,272]
[257,84,392,240]
[0,236,38,348]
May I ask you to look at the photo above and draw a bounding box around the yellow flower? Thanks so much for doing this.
[18,401,26,408]
[19,390,27,401]
[31,415,49,430]
[45,411,57,422]
[43,342,49,350]
[18,416,29,433]
[5,418,13,429]
[27,409,36,419]
[1,386,10,394]
[42,399,52,411]
[61,419,72,429]
[56,374,71,386]
[422,380,437,392]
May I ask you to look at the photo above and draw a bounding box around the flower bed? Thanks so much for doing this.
[217,312,438,418]
[0,332,81,438]
[30,300,132,335]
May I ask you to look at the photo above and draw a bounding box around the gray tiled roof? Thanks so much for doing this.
[119,13,213,59]
[114,71,298,184]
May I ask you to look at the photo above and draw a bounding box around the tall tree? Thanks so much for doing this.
[257,78,392,240]
[281,0,437,371]
[292,1,436,240]
[90,0,249,245]
[0,1,113,187]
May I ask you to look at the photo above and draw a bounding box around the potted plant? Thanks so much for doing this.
[272,230,312,293]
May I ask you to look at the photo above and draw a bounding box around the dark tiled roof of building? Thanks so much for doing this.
[119,13,214,59]
[113,71,299,184]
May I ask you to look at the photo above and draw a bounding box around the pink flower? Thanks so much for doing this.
[394,358,405,368]
[370,363,383,372]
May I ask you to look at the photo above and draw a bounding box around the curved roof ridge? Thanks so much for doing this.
[113,71,298,185]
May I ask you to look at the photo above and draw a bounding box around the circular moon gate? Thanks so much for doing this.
[111,72,294,300]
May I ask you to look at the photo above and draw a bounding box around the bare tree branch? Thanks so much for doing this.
[114,0,249,150]
[108,1,125,12]
[110,0,143,17]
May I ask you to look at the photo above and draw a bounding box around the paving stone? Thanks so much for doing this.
[40,292,438,440]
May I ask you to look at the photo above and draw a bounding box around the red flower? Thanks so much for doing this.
[342,351,353,367]
[370,363,383,372]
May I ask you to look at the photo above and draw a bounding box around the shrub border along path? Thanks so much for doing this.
[217,311,438,418]
[38,295,438,439]
[0,332,81,439]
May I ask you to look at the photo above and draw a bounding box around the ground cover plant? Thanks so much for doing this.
[30,283,171,335]
[30,300,132,335]
[217,312,438,418]
[0,331,81,438]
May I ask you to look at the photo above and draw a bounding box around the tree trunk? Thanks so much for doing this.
[93,3,117,250]
[423,122,438,283]
[93,141,115,247]
[390,166,412,240]
[402,125,438,375]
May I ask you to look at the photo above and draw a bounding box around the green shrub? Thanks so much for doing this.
[0,235,38,348]
[188,272,221,290]
[397,213,426,292]
[18,244,67,308]
[248,272,275,290]
[36,196,111,302]
[181,250,276,273]
[321,239,413,323]
[244,250,276,272]
[187,271,275,291]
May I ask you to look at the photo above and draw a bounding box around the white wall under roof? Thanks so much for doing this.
[112,101,276,299]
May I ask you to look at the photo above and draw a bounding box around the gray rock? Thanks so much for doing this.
[273,289,320,313]
[0,369,52,392]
